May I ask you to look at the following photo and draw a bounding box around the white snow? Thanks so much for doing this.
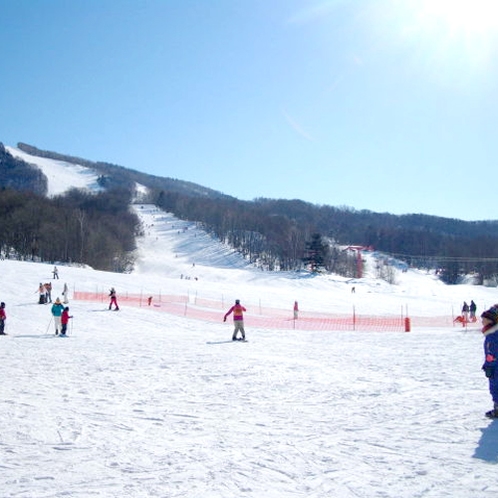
[2,148,498,497]
[6,146,102,196]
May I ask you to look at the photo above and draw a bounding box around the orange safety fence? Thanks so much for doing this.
[73,291,463,332]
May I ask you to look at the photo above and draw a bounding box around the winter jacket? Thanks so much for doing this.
[61,309,71,325]
[482,324,498,378]
[224,304,246,321]
[51,303,64,317]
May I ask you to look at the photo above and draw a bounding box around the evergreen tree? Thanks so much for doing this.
[303,233,329,273]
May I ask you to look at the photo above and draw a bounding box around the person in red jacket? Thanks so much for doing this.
[61,307,73,336]
[224,299,247,341]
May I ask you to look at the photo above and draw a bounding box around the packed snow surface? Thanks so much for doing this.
[1,148,498,497]
[6,146,101,196]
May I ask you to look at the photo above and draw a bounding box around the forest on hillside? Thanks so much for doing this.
[152,189,498,284]
[0,187,139,272]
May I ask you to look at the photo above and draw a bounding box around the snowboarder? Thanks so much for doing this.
[61,307,72,336]
[224,299,247,341]
[109,288,119,310]
[51,297,65,335]
[0,302,6,335]
[480,305,498,418]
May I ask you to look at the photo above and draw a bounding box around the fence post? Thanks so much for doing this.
[404,317,411,332]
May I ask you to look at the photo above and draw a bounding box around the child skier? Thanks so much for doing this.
[224,299,247,341]
[61,307,73,336]
[480,305,498,418]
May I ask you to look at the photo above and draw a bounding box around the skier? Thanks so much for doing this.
[53,266,59,279]
[51,297,65,335]
[62,282,69,304]
[293,301,299,320]
[109,288,119,310]
[480,305,498,418]
[224,299,247,341]
[462,301,470,323]
[60,307,72,336]
[0,302,6,335]
[37,283,46,304]
[44,282,52,303]
[470,300,477,322]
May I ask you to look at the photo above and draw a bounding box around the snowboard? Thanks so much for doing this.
[207,338,248,345]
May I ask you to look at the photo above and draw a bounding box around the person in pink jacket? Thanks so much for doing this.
[224,299,247,341]
[0,302,6,335]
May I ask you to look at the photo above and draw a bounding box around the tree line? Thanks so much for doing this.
[0,187,139,272]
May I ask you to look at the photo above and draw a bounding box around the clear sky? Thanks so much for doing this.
[1,0,497,221]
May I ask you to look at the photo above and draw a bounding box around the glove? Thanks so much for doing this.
[483,365,495,378]
[223,317,227,322]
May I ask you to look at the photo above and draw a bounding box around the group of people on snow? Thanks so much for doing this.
[37,281,69,305]
[454,300,478,325]
[50,297,72,336]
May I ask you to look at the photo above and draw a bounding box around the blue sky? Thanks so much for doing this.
[1,0,497,221]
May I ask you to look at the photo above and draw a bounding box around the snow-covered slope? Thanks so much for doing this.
[6,145,102,196]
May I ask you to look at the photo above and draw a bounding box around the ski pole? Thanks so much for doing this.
[45,316,53,335]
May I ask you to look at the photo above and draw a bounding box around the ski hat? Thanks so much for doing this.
[55,297,61,304]
[235,299,240,305]
[481,306,498,324]
[0,302,4,308]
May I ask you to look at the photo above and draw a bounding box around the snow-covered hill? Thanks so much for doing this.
[6,145,102,196]
[2,146,498,497]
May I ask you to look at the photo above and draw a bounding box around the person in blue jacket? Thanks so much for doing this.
[481,305,498,418]
[51,297,65,335]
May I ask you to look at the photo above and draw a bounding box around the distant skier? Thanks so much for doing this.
[109,288,119,311]
[0,302,6,335]
[462,301,469,323]
[60,307,72,336]
[62,282,69,304]
[293,301,299,320]
[481,306,498,418]
[37,283,45,304]
[44,282,52,303]
[51,297,65,335]
[470,300,477,322]
[53,266,59,279]
[224,299,247,341]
